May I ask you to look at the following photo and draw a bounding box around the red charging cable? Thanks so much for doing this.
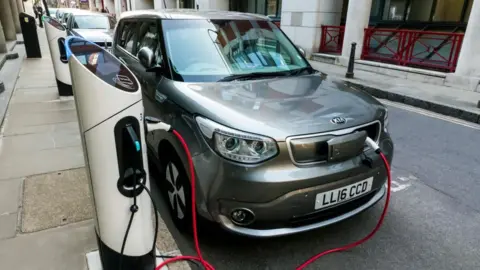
[155,130,391,270]
[295,152,391,269]
[155,130,214,270]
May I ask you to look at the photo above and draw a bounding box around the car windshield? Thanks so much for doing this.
[73,15,113,29]
[161,19,309,82]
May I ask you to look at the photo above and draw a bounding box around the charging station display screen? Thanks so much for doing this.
[66,37,139,93]
[44,17,65,31]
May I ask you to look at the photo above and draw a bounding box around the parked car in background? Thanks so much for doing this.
[48,8,58,18]
[113,10,394,238]
[65,11,115,48]
[54,8,78,25]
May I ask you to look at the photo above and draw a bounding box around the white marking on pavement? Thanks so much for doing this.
[380,99,480,130]
[390,172,417,193]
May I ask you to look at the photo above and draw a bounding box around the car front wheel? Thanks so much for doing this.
[159,151,192,232]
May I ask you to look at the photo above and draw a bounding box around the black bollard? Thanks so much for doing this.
[345,42,356,79]
[38,13,43,28]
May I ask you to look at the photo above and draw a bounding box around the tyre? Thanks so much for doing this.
[158,150,193,232]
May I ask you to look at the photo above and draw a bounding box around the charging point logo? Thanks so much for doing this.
[113,74,135,90]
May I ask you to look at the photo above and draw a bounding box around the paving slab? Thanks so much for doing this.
[7,99,75,114]
[21,168,93,233]
[2,120,79,137]
[0,178,23,214]
[0,213,18,240]
[1,130,81,154]
[0,220,96,270]
[15,76,57,89]
[10,87,62,104]
[0,145,85,180]
[4,108,77,128]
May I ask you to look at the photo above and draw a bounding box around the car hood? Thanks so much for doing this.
[72,29,113,43]
[165,74,386,141]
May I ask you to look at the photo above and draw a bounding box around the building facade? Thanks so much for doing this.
[0,0,25,53]
[279,0,479,91]
[1,0,478,91]
[101,0,480,90]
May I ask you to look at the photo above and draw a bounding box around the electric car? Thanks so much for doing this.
[65,11,115,48]
[113,10,394,237]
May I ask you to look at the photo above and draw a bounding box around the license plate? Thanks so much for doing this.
[314,177,374,210]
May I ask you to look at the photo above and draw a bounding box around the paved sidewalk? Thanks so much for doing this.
[309,60,480,124]
[0,17,189,270]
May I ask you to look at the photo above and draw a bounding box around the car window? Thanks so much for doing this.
[162,19,309,82]
[136,21,162,64]
[72,15,111,29]
[118,21,138,55]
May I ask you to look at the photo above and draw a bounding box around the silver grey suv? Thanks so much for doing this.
[113,10,394,237]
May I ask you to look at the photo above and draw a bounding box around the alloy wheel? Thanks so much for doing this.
[165,162,186,220]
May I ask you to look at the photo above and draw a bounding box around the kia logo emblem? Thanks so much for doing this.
[331,117,347,124]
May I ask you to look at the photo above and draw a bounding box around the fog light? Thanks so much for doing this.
[230,208,255,226]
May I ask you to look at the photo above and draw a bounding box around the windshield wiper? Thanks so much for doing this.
[288,67,314,76]
[218,71,289,82]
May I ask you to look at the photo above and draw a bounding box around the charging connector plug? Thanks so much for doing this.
[145,116,172,132]
[365,137,381,154]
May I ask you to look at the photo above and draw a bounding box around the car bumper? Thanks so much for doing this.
[217,184,386,237]
[191,135,393,237]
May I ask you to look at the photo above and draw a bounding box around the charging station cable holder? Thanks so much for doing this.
[66,37,159,270]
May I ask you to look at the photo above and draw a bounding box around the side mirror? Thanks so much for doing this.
[138,47,155,70]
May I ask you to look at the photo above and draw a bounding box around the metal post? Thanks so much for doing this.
[38,12,43,28]
[345,42,356,79]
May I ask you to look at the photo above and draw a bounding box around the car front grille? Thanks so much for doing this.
[287,121,381,165]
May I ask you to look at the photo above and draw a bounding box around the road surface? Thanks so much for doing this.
[152,100,480,270]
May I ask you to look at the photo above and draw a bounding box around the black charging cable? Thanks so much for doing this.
[117,170,202,270]
[118,171,139,270]
[138,180,203,269]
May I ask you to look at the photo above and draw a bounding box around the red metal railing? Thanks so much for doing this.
[361,28,464,72]
[319,25,345,54]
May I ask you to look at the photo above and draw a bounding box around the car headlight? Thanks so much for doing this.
[196,116,278,164]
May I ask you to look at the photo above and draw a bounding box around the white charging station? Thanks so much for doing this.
[65,37,157,270]
[44,17,73,96]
